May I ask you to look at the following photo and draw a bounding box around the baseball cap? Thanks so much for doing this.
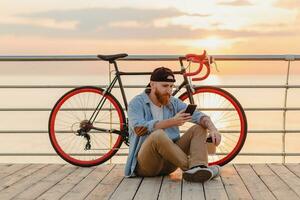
[146,67,176,88]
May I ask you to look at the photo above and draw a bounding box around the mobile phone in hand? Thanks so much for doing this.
[206,136,213,143]
[184,104,197,115]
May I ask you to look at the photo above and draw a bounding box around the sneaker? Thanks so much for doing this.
[208,165,221,179]
[183,166,213,182]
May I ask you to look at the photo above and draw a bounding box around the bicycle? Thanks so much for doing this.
[48,51,247,167]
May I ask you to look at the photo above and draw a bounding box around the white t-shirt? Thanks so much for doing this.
[149,101,164,121]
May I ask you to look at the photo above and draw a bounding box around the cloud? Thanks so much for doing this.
[217,0,252,6]
[0,17,78,30]
[0,21,295,41]
[19,7,185,30]
[0,7,296,41]
[274,0,300,9]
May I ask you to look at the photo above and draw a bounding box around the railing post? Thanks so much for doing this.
[282,56,293,163]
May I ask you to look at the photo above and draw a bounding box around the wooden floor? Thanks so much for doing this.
[0,163,299,200]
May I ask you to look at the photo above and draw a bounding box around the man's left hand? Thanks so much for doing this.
[208,129,221,146]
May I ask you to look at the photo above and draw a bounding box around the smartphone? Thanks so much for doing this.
[184,104,197,115]
[206,136,213,143]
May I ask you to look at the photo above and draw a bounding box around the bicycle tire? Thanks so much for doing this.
[49,86,126,167]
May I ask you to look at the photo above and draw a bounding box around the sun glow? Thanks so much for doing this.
[191,37,231,50]
[177,36,235,51]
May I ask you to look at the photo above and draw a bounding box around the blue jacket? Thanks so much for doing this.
[124,91,207,177]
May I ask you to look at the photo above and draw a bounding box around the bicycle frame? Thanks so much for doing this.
[88,58,196,134]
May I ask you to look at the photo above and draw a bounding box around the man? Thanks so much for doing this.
[124,67,222,182]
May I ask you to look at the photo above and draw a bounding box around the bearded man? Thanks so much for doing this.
[124,67,221,182]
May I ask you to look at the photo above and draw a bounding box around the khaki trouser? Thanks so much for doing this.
[136,124,215,177]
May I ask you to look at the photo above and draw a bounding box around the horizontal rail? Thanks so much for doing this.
[0,54,300,61]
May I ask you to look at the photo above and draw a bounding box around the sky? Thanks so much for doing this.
[0,0,300,54]
[0,0,299,75]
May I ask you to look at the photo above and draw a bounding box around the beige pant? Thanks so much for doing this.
[136,124,211,177]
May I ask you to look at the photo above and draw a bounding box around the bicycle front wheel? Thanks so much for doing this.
[49,86,126,167]
[179,86,247,166]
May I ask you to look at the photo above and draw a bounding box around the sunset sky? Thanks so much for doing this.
[0,0,299,54]
[0,0,299,75]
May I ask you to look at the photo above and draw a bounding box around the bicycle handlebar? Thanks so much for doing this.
[183,50,211,81]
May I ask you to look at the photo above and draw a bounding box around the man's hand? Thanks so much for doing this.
[200,116,222,146]
[172,109,192,126]
[207,129,221,146]
[134,126,148,136]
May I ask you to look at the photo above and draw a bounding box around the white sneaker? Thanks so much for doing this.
[208,165,221,179]
[183,167,213,182]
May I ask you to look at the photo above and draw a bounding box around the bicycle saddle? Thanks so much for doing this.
[97,53,128,62]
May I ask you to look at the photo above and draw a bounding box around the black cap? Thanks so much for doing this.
[146,67,175,88]
[151,67,175,82]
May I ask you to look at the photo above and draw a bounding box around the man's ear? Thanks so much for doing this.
[150,81,156,88]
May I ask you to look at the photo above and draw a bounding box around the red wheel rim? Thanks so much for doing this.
[49,88,124,166]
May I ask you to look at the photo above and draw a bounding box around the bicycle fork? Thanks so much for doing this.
[179,57,195,104]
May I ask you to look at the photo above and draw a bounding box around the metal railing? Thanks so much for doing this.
[0,54,299,163]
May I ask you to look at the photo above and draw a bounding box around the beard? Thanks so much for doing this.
[155,90,170,105]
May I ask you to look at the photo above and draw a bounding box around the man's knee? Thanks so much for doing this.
[190,124,207,135]
[148,129,172,146]
[150,129,167,140]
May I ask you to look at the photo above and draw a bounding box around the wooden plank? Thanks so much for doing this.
[268,164,300,197]
[110,176,143,200]
[13,164,77,200]
[0,164,45,191]
[182,180,205,200]
[285,164,300,178]
[36,166,93,200]
[0,164,29,179]
[234,164,276,200]
[252,164,299,200]
[0,164,11,176]
[134,176,163,200]
[220,164,253,200]
[204,176,228,200]
[158,175,181,200]
[60,164,114,200]
[0,164,62,199]
[85,164,124,200]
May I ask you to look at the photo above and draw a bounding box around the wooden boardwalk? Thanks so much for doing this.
[0,163,299,200]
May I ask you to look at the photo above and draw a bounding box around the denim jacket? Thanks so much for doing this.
[124,91,207,177]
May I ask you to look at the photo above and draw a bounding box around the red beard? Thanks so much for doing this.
[155,90,170,105]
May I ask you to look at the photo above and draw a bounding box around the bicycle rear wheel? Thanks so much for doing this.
[179,86,247,166]
[49,86,126,167]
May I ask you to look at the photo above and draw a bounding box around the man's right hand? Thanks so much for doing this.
[134,126,148,136]
[172,109,192,126]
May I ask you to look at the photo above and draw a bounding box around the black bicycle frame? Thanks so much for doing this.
[88,58,195,132]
